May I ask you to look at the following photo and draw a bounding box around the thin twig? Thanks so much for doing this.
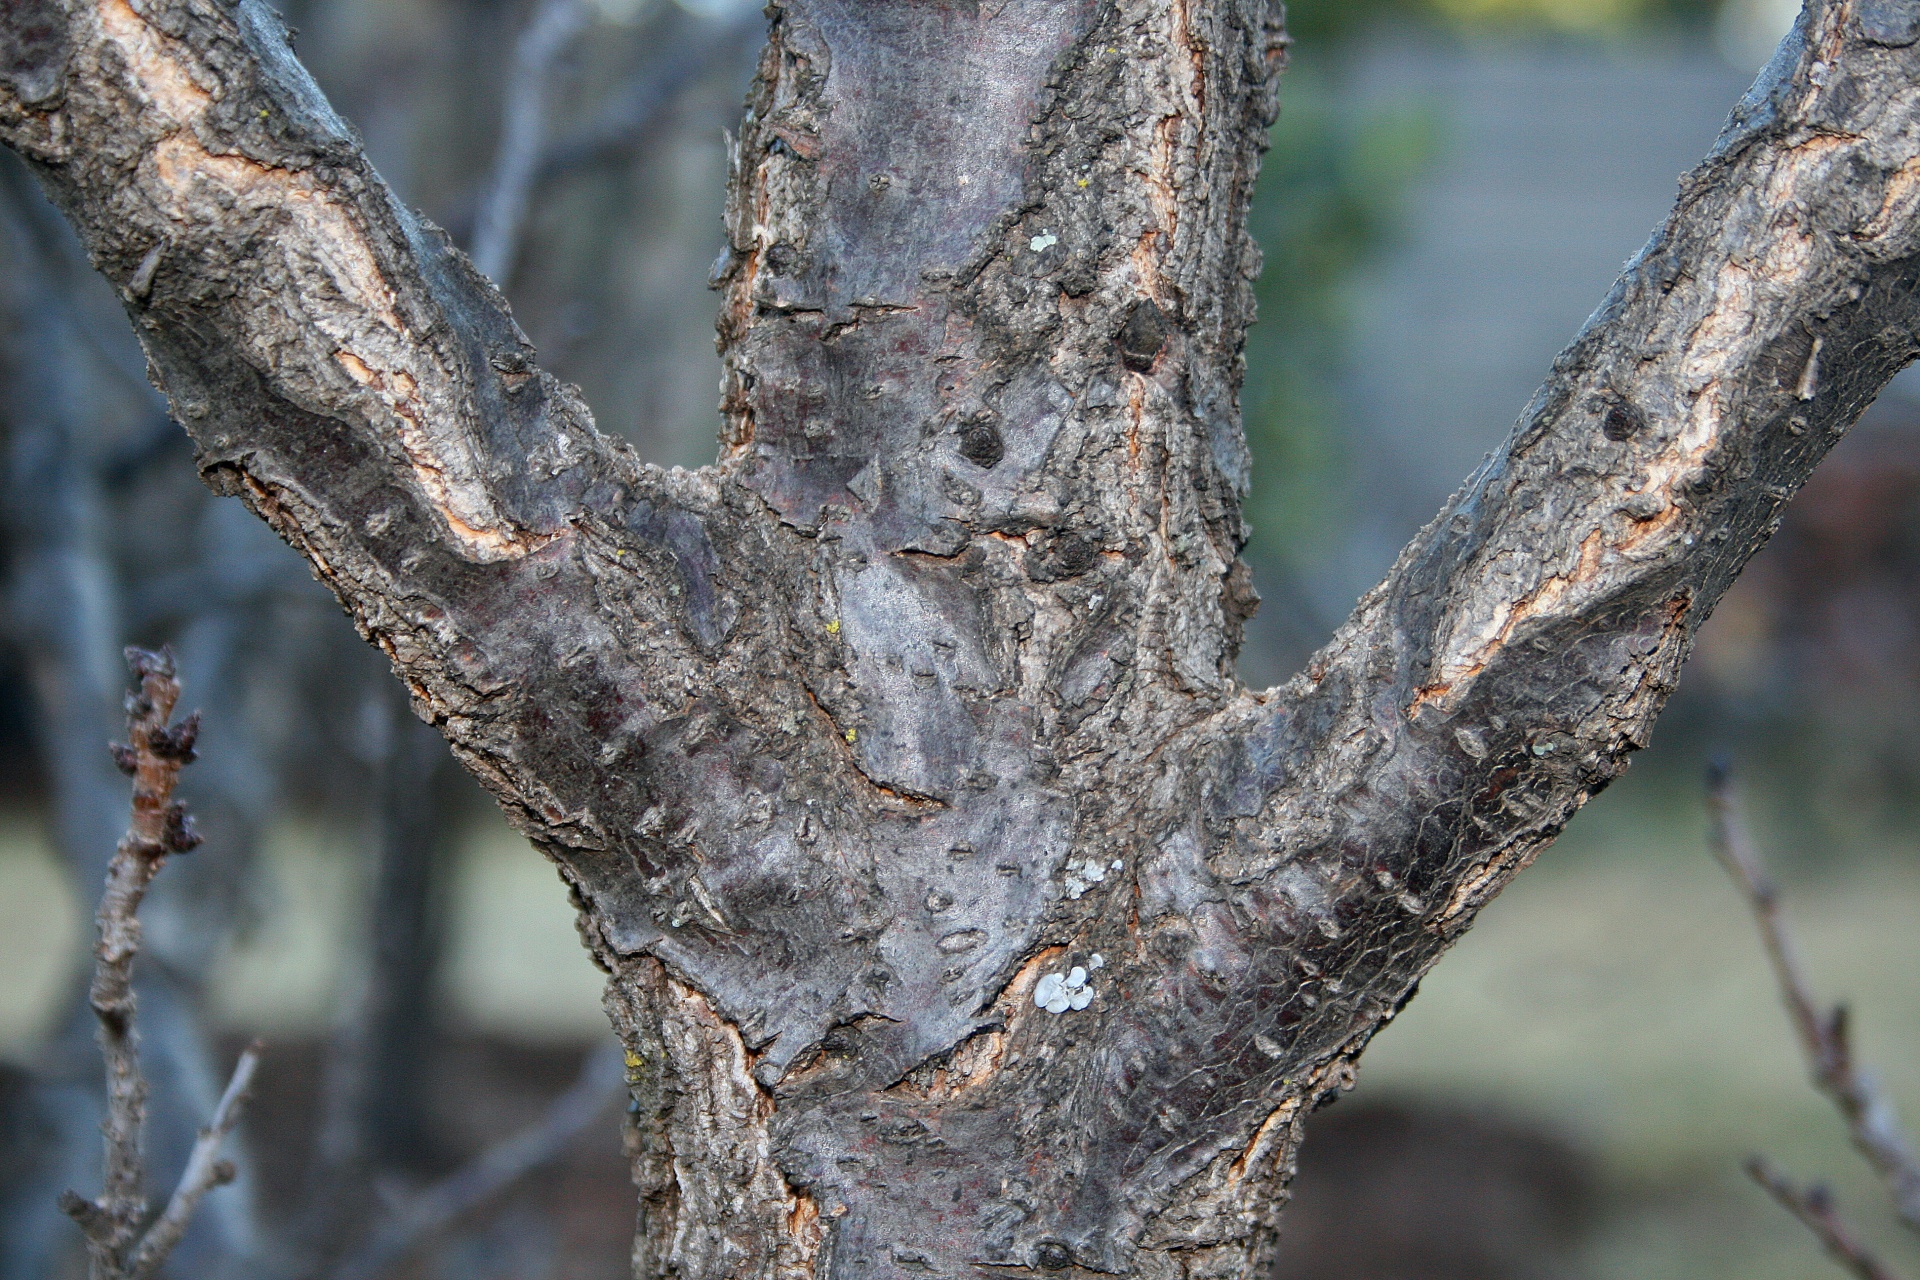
[330,1041,626,1280]
[58,649,258,1280]
[126,1043,262,1280]
[1707,764,1920,1234]
[1746,1157,1913,1280]
[470,0,593,284]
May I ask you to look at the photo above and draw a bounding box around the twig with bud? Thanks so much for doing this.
[58,648,262,1280]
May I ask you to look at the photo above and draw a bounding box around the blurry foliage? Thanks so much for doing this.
[1242,64,1440,567]
[1282,0,1718,43]
[1244,0,1723,572]
[1422,0,1715,34]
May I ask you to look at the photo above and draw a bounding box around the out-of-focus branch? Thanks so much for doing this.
[470,4,762,288]
[1746,1157,1912,1280]
[1707,765,1920,1234]
[533,8,761,181]
[359,693,459,1175]
[57,648,259,1280]
[330,1041,626,1280]
[295,679,461,1270]
[469,0,594,284]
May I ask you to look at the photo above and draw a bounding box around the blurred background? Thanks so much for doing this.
[1,0,1917,1276]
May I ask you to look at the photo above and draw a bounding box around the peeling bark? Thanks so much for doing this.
[6,0,1920,1275]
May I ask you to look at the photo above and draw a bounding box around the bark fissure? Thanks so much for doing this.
[7,0,1920,1275]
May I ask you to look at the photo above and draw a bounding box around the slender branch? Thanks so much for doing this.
[125,1043,262,1280]
[1708,766,1920,1234]
[3,152,271,1280]
[469,0,594,284]
[68,649,204,1272]
[1746,1157,1913,1280]
[296,960,375,1263]
[60,648,249,1280]
[329,1041,626,1280]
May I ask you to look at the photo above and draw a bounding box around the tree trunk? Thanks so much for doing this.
[7,0,1920,1276]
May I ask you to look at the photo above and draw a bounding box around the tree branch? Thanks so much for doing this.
[0,0,754,877]
[72,648,206,1273]
[4,0,595,560]
[125,1042,261,1280]
[1709,766,1920,1234]
[60,647,257,1280]
[1711,768,1920,1280]
[1169,0,1920,1173]
[329,1041,625,1280]
[1746,1156,1913,1280]
[468,0,592,286]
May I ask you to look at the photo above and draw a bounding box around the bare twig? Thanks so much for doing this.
[330,1041,626,1280]
[1746,1157,1912,1280]
[2,153,270,1280]
[57,649,260,1280]
[470,0,593,284]
[1707,764,1920,1235]
[126,1042,261,1280]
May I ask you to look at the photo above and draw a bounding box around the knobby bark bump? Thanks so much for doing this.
[6,0,1920,1275]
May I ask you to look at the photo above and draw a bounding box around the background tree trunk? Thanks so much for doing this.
[6,0,1920,1276]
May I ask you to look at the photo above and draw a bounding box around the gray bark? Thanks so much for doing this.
[7,0,1920,1277]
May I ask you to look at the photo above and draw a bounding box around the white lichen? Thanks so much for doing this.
[1029,231,1059,252]
[1063,855,1113,900]
[1033,965,1095,1014]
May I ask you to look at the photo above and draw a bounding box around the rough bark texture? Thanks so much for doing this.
[6,0,1920,1276]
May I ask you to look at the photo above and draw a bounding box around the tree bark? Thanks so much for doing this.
[6,0,1920,1276]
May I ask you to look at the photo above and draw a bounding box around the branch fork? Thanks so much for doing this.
[10,0,1920,1271]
